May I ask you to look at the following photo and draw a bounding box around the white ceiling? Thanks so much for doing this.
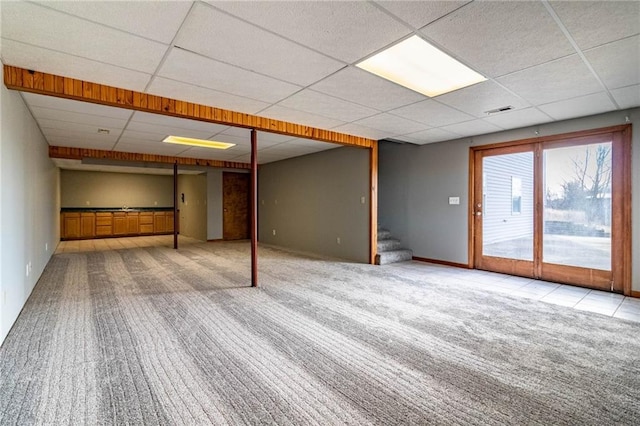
[1,0,638,169]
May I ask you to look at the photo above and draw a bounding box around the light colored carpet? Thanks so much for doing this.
[1,241,639,425]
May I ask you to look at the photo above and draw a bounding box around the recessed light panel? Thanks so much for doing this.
[356,35,486,97]
[162,136,235,150]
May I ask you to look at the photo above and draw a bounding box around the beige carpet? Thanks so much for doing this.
[1,241,639,425]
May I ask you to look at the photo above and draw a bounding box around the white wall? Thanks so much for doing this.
[0,81,59,345]
[379,108,640,291]
[207,170,223,240]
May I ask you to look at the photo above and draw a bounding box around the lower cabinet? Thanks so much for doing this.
[61,210,175,240]
[80,213,96,238]
[139,212,154,234]
[95,213,113,237]
[113,212,127,235]
[63,213,81,239]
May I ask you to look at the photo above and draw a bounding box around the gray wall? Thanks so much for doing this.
[207,170,223,240]
[61,170,174,208]
[259,146,370,263]
[379,108,640,291]
[1,84,60,345]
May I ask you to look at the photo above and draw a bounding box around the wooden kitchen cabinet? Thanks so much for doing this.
[166,211,175,233]
[139,212,154,234]
[112,212,127,235]
[61,209,173,239]
[95,212,113,236]
[127,212,139,234]
[80,213,95,238]
[154,212,166,233]
[62,213,80,239]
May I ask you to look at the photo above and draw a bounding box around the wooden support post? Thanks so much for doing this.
[250,130,258,287]
[173,161,178,250]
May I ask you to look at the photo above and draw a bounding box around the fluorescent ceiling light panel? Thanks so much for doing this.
[162,135,235,149]
[356,35,486,97]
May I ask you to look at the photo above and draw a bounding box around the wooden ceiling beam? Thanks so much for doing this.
[49,146,251,170]
[4,65,375,149]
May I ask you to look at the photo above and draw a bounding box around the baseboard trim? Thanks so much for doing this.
[412,256,470,269]
[207,239,224,242]
[631,291,640,299]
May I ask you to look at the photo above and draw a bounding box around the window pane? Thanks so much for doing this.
[482,152,534,261]
[543,143,611,270]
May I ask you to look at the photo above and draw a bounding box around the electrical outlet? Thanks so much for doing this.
[154,201,158,206]
[337,237,341,245]
[26,264,29,277]
[272,229,276,236]
[45,243,48,252]
[86,200,90,205]
[261,200,265,205]
[360,196,366,204]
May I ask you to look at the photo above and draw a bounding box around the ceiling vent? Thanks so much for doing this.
[485,106,514,115]
[97,128,110,134]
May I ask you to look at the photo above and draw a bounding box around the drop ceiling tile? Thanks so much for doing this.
[259,105,346,130]
[549,1,640,50]
[130,112,229,134]
[146,77,270,115]
[390,100,475,127]
[611,84,640,109]
[278,90,378,122]
[35,1,192,44]
[177,147,248,161]
[420,1,574,78]
[439,119,503,138]
[176,3,344,86]
[125,121,215,140]
[497,55,603,106]
[116,142,188,156]
[213,129,289,148]
[1,2,168,73]
[375,1,470,29]
[38,118,124,134]
[331,123,395,141]
[208,0,411,63]
[538,92,617,121]
[256,131,296,145]
[118,131,164,144]
[1,40,152,91]
[158,48,301,103]
[310,67,425,111]
[43,127,119,144]
[585,36,640,90]
[484,107,553,129]
[353,113,430,135]
[22,93,133,119]
[45,138,115,150]
[396,128,460,145]
[30,107,129,130]
[207,134,254,149]
[435,81,530,118]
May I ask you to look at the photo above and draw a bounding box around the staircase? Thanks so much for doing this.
[375,228,413,265]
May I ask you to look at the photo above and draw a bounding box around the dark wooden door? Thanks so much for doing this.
[223,172,250,240]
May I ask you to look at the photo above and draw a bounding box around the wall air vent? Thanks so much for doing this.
[97,128,110,134]
[485,106,514,115]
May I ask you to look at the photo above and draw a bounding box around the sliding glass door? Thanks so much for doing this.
[472,127,631,293]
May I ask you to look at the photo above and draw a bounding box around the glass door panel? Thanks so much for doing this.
[482,152,534,261]
[543,142,612,271]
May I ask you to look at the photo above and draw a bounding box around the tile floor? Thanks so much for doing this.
[395,261,640,323]
[55,237,640,324]
[55,235,203,254]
